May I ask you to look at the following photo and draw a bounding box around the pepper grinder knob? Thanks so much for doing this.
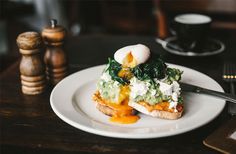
[50,19,57,28]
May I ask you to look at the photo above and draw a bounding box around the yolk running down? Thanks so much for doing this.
[93,86,139,124]
[109,52,139,124]
[110,86,139,124]
[110,115,140,124]
[122,52,137,68]
[118,67,133,81]
[109,98,140,124]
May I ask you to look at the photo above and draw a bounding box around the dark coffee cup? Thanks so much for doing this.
[171,14,212,51]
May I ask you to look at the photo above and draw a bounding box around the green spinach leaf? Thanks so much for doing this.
[131,56,167,81]
[106,58,129,85]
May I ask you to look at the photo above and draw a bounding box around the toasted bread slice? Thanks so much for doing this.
[95,102,116,117]
[128,101,183,120]
[92,91,136,117]
[93,91,114,116]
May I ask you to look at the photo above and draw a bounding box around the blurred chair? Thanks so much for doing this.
[154,0,236,38]
[100,0,155,35]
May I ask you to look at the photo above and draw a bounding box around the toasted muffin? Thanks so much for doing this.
[129,101,183,120]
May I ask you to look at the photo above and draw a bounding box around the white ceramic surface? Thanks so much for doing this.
[50,64,225,139]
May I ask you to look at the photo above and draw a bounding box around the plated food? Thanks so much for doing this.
[93,44,183,124]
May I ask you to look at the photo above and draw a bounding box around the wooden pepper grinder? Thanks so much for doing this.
[16,32,46,95]
[42,19,67,85]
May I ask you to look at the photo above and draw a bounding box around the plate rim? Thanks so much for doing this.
[50,64,226,139]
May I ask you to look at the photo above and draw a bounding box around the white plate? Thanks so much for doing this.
[50,64,225,139]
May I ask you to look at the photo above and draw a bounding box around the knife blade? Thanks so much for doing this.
[180,82,236,103]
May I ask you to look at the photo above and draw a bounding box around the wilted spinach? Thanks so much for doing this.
[131,57,167,82]
[106,58,129,85]
[105,56,181,85]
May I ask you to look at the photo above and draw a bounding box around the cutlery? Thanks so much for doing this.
[223,63,236,115]
[156,38,186,52]
[180,82,236,103]
[155,38,197,52]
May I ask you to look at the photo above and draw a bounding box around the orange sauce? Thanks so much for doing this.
[139,101,183,112]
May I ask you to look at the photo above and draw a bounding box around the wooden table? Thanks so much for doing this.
[1,35,235,154]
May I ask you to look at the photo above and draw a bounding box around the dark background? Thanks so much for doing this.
[1,0,236,64]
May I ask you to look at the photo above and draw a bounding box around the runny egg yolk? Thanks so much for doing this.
[118,67,133,80]
[118,85,130,104]
[122,52,137,68]
[110,86,140,124]
[93,86,139,124]
[109,96,140,124]
[110,53,139,124]
[110,115,140,124]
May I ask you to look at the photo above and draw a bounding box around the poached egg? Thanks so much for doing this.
[114,44,150,68]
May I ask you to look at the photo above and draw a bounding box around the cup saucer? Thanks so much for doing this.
[161,37,225,56]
